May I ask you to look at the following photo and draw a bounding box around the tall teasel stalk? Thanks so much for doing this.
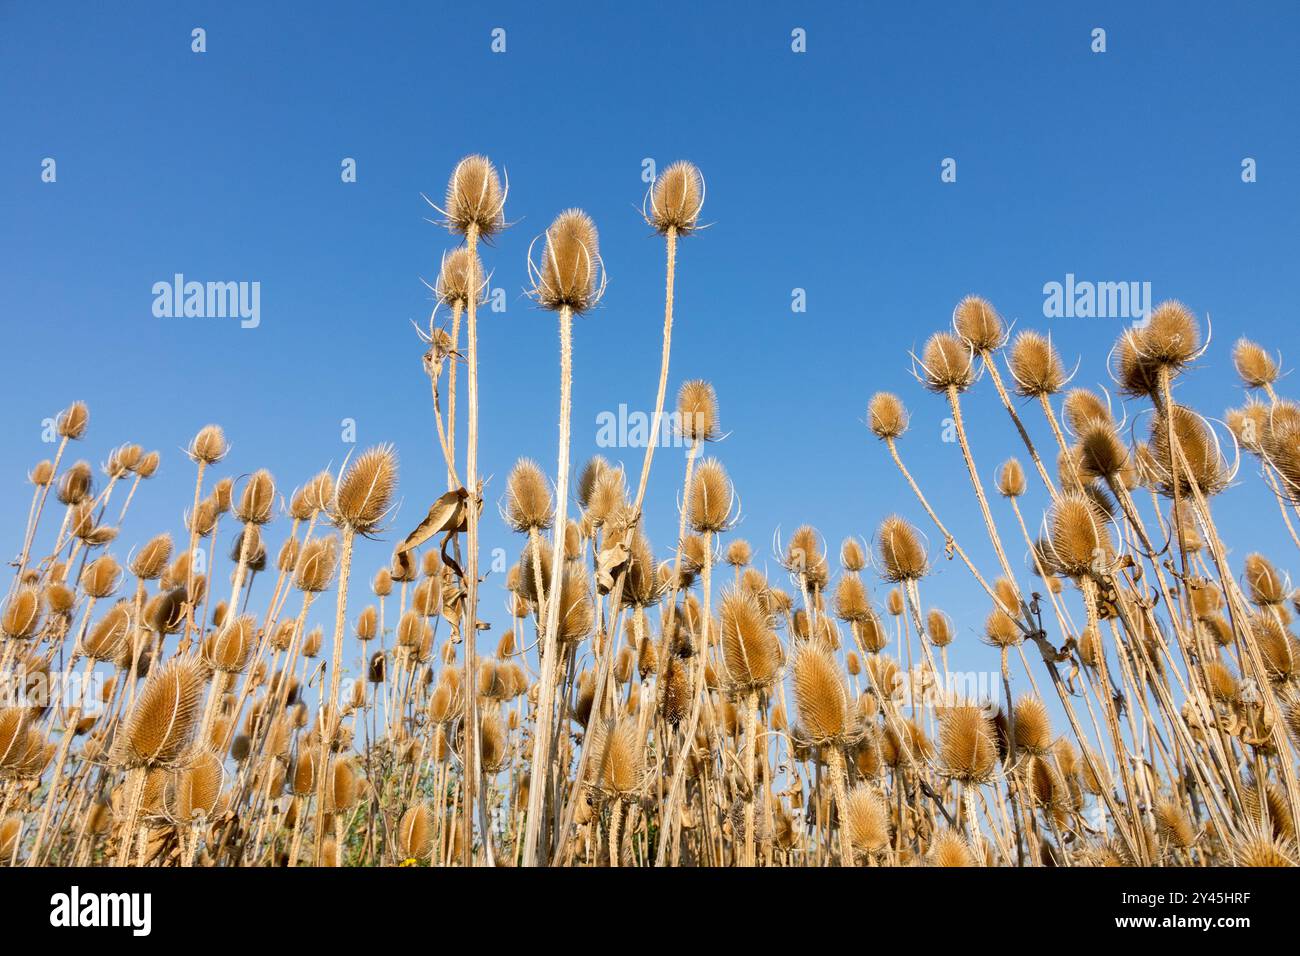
[522,208,604,867]
[558,162,704,867]
[434,155,506,865]
[312,445,396,864]
[182,425,227,642]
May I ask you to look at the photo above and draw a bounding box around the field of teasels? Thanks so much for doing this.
[3,156,1300,869]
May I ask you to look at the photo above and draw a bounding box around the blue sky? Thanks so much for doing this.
[3,1,1299,693]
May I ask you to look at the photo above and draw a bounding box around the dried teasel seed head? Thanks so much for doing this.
[83,554,122,599]
[927,608,953,648]
[134,450,161,478]
[112,655,207,768]
[938,702,998,784]
[1233,337,1279,390]
[504,458,554,532]
[1012,695,1053,755]
[1008,331,1065,398]
[56,401,89,439]
[1143,299,1201,370]
[583,717,644,798]
[677,380,720,443]
[647,160,704,235]
[1149,405,1228,497]
[719,587,783,692]
[333,445,398,533]
[725,539,752,568]
[576,455,608,509]
[188,425,228,465]
[687,458,735,534]
[436,245,483,308]
[996,458,1026,498]
[866,391,909,440]
[235,469,276,525]
[833,575,871,624]
[919,332,975,393]
[842,784,891,856]
[0,588,42,640]
[839,537,866,572]
[1047,493,1113,578]
[952,295,1006,352]
[28,460,55,487]
[1244,553,1287,607]
[791,642,849,745]
[444,154,505,237]
[876,516,927,582]
[531,209,602,314]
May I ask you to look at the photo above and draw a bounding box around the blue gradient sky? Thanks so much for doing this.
[3,2,1298,689]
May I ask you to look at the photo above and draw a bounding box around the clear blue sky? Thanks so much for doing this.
[3,1,1298,690]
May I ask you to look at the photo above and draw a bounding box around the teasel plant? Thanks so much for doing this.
[8,162,1300,870]
[521,207,605,867]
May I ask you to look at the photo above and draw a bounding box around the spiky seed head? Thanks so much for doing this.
[1251,612,1299,684]
[1076,418,1129,480]
[785,525,828,589]
[556,566,594,644]
[444,154,504,237]
[189,425,227,465]
[333,445,397,533]
[112,655,207,768]
[1233,337,1279,389]
[919,332,975,393]
[927,609,953,648]
[1143,300,1201,369]
[996,458,1026,498]
[1244,553,1287,606]
[842,785,891,856]
[1047,493,1113,578]
[1114,328,1163,397]
[576,456,608,508]
[586,466,627,528]
[584,717,645,798]
[1013,695,1052,754]
[28,460,55,487]
[1150,405,1228,497]
[725,539,752,568]
[677,380,719,442]
[203,615,255,673]
[436,246,482,308]
[372,568,393,598]
[938,703,998,784]
[839,537,866,572]
[833,574,871,623]
[234,469,276,525]
[56,461,92,505]
[688,458,734,534]
[1006,331,1065,397]
[83,604,131,660]
[648,161,704,235]
[134,450,161,478]
[1231,831,1297,867]
[953,295,1006,352]
[1227,401,1269,455]
[290,536,337,593]
[928,829,976,866]
[877,516,927,582]
[866,391,909,440]
[719,588,783,692]
[0,588,41,640]
[504,458,553,532]
[532,209,602,314]
[56,401,89,439]
[791,642,849,745]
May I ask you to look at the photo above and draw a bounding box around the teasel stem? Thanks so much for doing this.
[555,227,679,866]
[431,302,464,491]
[657,526,714,865]
[945,386,1023,607]
[15,434,68,589]
[742,689,758,867]
[182,460,207,643]
[983,353,1056,497]
[883,437,1020,623]
[313,524,355,864]
[608,799,622,867]
[28,655,96,863]
[461,221,492,867]
[114,766,146,867]
[824,746,851,867]
[521,301,574,868]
